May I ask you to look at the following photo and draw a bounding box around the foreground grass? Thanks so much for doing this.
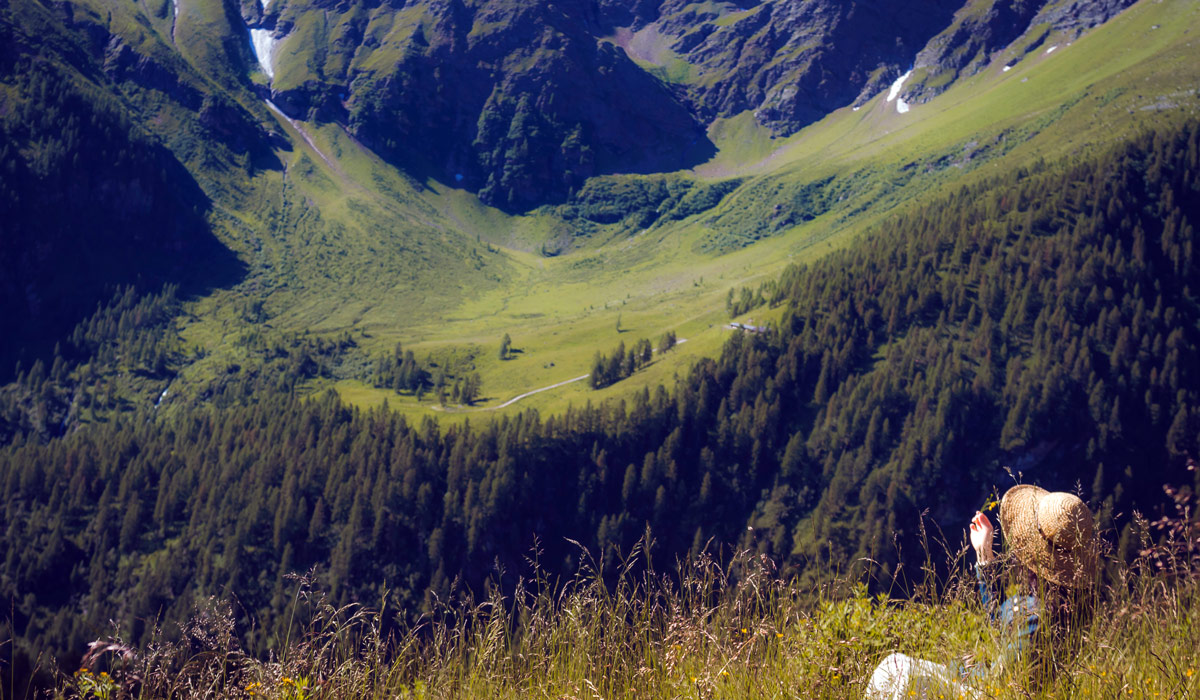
[58,533,1200,700]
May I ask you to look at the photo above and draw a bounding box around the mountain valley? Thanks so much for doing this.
[2,0,1200,693]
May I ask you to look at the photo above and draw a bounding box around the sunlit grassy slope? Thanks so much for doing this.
[173,0,1200,422]
[57,544,1200,700]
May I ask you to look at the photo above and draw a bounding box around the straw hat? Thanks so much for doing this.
[999,484,1098,588]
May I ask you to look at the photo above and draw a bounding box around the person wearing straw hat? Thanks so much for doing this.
[864,484,1098,699]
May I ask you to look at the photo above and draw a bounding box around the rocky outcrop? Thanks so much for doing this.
[1034,0,1138,35]
[252,0,1138,208]
[339,0,711,211]
[615,1,962,134]
[899,0,1137,105]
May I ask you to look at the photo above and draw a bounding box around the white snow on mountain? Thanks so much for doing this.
[887,69,913,103]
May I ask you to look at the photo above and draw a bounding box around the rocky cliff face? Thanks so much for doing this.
[253,0,709,210]
[247,0,1139,210]
[623,0,962,133]
[348,0,711,210]
[7,0,1140,219]
[899,0,1138,106]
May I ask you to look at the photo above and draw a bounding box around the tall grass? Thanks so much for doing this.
[56,504,1199,700]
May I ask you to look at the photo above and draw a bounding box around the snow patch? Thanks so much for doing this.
[852,106,860,112]
[1045,45,1058,54]
[886,69,912,103]
[1002,65,1011,72]
[261,0,272,11]
[896,98,910,114]
[250,28,277,79]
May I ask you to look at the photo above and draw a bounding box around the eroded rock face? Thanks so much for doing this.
[1035,0,1138,35]
[262,0,1137,209]
[899,0,1138,106]
[657,1,962,132]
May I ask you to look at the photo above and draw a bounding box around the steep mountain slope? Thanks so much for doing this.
[236,0,1142,210]
[899,0,1137,105]
[614,0,962,131]
[5,116,1198,693]
[0,0,256,378]
[255,0,713,209]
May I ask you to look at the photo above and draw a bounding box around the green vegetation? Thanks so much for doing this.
[6,116,1200,694]
[47,536,1200,699]
[589,338,653,389]
[371,344,433,398]
[0,21,239,379]
[555,172,742,234]
[5,0,1200,696]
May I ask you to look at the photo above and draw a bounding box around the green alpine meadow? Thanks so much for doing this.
[1,0,1198,696]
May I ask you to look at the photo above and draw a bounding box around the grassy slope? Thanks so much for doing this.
[57,545,1200,699]
[162,0,1198,424]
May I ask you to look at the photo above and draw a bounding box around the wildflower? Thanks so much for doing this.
[776,632,783,638]
[1186,668,1195,678]
[741,628,748,634]
[282,677,295,686]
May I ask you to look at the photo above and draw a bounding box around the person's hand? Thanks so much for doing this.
[969,511,995,563]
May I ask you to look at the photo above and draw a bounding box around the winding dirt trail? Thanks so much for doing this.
[495,374,591,408]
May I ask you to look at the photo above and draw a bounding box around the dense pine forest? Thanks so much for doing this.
[3,120,1199,691]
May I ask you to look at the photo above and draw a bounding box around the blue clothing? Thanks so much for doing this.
[956,561,1043,683]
